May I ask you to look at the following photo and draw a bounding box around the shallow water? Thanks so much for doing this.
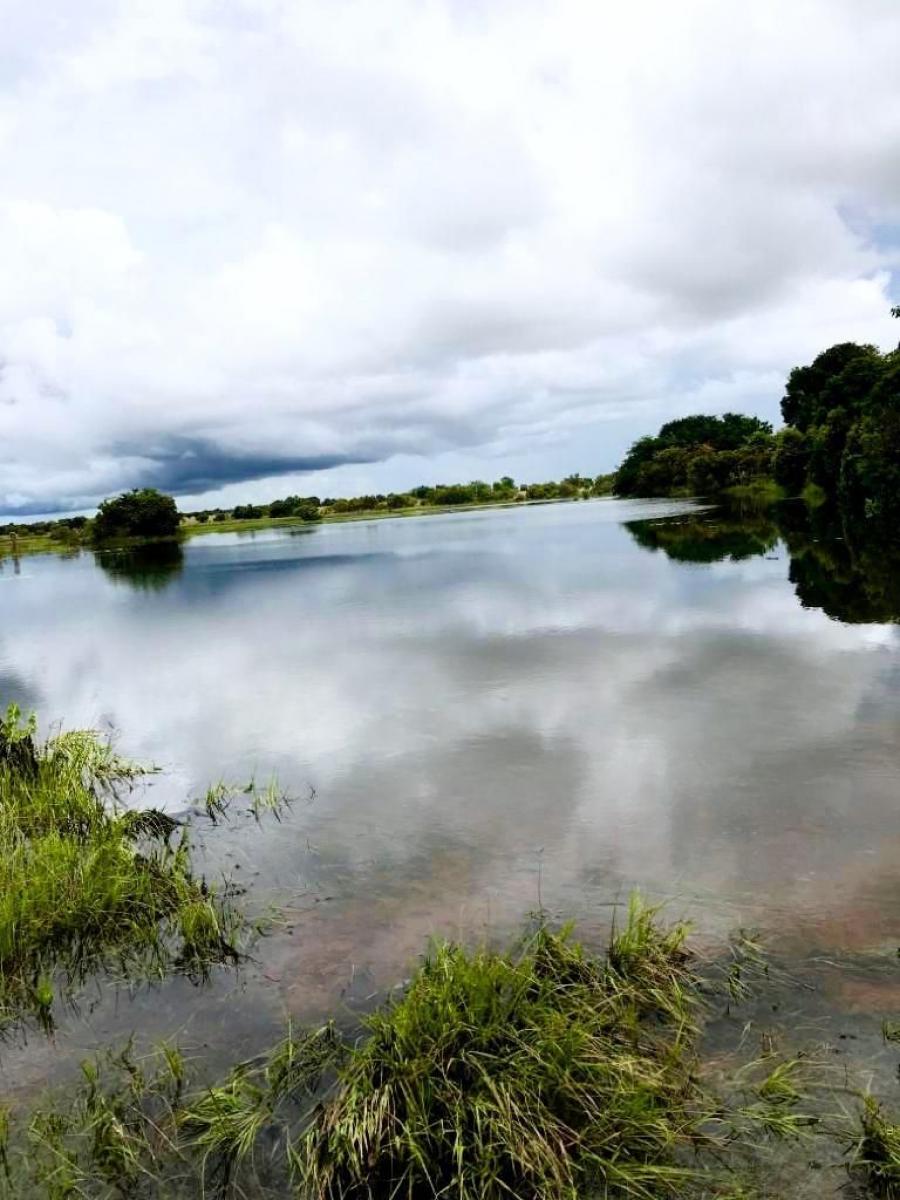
[2,497,900,1140]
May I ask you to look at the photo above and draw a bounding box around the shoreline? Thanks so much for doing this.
[1,495,611,565]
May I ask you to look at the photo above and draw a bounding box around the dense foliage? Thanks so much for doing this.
[615,414,775,498]
[779,341,900,520]
[92,488,180,543]
[614,318,900,517]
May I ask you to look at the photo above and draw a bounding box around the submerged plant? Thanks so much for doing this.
[1,889,835,1198]
[849,1096,900,1197]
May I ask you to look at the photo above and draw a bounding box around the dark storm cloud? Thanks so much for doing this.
[113,437,374,496]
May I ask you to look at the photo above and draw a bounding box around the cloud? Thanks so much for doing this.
[1,0,899,515]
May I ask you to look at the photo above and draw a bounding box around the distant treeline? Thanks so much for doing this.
[0,474,616,548]
[182,473,615,525]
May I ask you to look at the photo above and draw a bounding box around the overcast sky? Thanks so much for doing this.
[2,0,899,517]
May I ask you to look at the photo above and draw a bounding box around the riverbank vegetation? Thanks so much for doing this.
[91,488,180,543]
[2,316,897,561]
[2,708,899,1195]
[0,895,845,1199]
[182,471,615,526]
[0,705,275,1037]
[1,475,616,563]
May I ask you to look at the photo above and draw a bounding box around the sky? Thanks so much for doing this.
[1,0,899,518]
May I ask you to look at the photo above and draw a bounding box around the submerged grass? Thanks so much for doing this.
[298,900,705,1200]
[850,1097,900,1197]
[1,713,888,1197]
[2,896,820,1199]
[0,705,247,1035]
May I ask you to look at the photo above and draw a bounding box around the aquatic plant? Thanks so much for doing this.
[0,891,842,1198]
[3,900,723,1197]
[299,898,706,1200]
[848,1096,900,1197]
[0,704,243,1034]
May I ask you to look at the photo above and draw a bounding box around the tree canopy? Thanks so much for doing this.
[614,413,774,498]
[92,488,180,543]
[614,318,900,519]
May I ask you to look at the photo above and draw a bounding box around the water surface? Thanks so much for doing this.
[2,498,899,1112]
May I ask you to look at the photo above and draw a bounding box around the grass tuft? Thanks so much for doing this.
[299,898,706,1200]
[0,705,243,1034]
[850,1096,900,1197]
[0,884,837,1198]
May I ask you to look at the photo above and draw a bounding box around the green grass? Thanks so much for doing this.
[721,479,786,503]
[182,496,575,540]
[298,900,704,1200]
[0,705,245,1035]
[0,719,880,1198]
[2,896,811,1199]
[850,1096,900,1196]
[800,481,828,508]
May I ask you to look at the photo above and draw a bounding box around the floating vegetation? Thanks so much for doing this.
[0,705,264,1035]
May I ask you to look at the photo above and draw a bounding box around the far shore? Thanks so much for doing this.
[1,494,629,564]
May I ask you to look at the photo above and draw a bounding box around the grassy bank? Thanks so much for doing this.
[181,495,584,539]
[721,478,786,503]
[0,531,78,562]
[2,496,594,565]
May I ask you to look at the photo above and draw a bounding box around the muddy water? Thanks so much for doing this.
[2,497,900,1164]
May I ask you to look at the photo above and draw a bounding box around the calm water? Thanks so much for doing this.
[3,497,900,1108]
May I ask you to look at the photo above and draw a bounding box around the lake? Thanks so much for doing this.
[2,496,900,1111]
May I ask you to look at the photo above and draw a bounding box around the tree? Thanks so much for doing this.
[92,488,180,543]
[295,500,321,521]
[772,427,811,494]
[780,343,877,431]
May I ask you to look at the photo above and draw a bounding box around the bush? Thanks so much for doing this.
[92,489,179,543]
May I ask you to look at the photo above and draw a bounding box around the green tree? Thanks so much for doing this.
[772,427,811,494]
[92,488,180,543]
[780,343,877,431]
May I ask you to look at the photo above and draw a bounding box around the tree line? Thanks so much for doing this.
[2,315,897,548]
[181,472,615,526]
[616,314,900,520]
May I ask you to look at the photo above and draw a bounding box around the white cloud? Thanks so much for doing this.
[1,0,899,514]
